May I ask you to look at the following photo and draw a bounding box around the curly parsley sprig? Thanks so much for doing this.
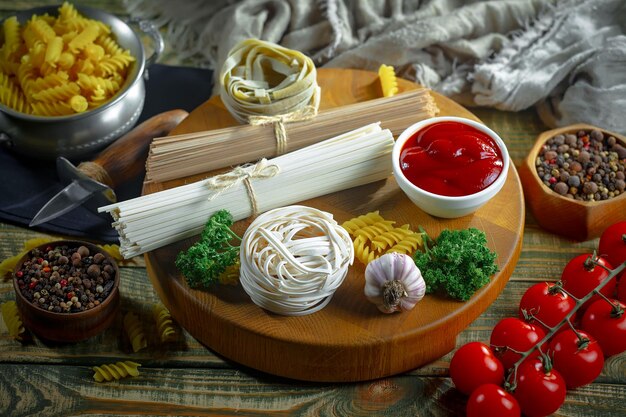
[413,227,498,301]
[175,210,241,288]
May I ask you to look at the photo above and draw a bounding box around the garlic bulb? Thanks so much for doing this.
[364,252,426,313]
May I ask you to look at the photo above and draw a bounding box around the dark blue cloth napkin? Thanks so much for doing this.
[0,64,213,242]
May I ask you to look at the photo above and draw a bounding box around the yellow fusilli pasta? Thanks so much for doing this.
[77,73,119,95]
[0,2,135,115]
[218,261,240,286]
[97,51,134,77]
[353,220,396,240]
[31,82,80,102]
[153,304,176,343]
[0,72,29,113]
[95,34,124,56]
[387,232,424,256]
[353,235,378,265]
[58,1,79,20]
[92,361,141,382]
[3,16,20,60]
[1,301,26,340]
[99,244,123,262]
[123,311,147,353]
[67,23,100,52]
[31,100,73,116]
[0,253,22,279]
[0,57,19,76]
[16,61,37,96]
[371,225,414,251]
[346,212,424,264]
[341,211,385,236]
[44,36,63,65]
[26,18,57,45]
[29,71,69,92]
[0,237,57,279]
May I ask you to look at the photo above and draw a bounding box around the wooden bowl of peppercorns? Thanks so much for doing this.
[12,240,120,342]
[520,123,626,241]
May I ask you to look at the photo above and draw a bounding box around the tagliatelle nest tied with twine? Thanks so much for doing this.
[239,206,354,316]
[219,38,320,155]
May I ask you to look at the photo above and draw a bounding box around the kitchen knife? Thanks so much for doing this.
[30,109,189,227]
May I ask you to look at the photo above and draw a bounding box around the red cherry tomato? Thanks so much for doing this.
[518,282,576,332]
[513,358,567,417]
[548,329,604,389]
[561,254,615,312]
[599,221,626,267]
[618,279,626,304]
[581,298,626,357]
[466,383,520,417]
[449,342,505,395]
[490,318,545,370]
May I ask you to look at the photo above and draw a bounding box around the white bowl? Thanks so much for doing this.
[391,116,510,218]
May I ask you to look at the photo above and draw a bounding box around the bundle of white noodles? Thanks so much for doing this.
[99,123,394,258]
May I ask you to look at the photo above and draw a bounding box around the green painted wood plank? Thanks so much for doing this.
[1,364,625,417]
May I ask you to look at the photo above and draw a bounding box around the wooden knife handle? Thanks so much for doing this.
[77,109,189,188]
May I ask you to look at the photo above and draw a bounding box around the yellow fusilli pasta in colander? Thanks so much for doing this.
[0,2,135,116]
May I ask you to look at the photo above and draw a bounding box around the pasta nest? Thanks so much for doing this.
[219,38,319,123]
[239,206,353,316]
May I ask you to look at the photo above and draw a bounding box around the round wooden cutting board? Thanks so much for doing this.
[143,68,524,382]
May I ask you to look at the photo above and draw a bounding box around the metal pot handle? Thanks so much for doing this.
[127,18,164,80]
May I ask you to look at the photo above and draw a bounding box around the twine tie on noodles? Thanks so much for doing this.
[247,105,318,155]
[206,158,280,216]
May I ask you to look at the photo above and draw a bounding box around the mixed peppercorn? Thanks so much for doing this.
[15,244,116,313]
[536,129,626,201]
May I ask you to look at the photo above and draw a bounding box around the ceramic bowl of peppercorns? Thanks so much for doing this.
[519,123,626,241]
[12,240,120,342]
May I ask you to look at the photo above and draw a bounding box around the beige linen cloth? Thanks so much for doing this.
[125,0,626,133]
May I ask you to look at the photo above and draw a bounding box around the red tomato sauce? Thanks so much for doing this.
[400,121,504,196]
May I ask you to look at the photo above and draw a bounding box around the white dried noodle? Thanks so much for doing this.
[99,123,393,258]
[240,206,353,316]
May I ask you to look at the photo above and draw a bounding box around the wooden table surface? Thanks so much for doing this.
[1,1,624,416]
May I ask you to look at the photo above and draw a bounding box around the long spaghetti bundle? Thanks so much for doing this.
[100,123,394,258]
[145,89,437,182]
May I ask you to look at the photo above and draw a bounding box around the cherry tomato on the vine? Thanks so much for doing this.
[599,221,626,268]
[513,358,566,417]
[518,282,576,332]
[581,298,626,357]
[619,280,626,304]
[548,329,604,389]
[449,342,504,395]
[561,254,615,312]
[490,318,545,370]
[466,383,520,417]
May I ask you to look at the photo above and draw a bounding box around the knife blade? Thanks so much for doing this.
[30,180,110,227]
[29,109,189,228]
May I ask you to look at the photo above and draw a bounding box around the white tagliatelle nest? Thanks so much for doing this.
[239,205,354,316]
